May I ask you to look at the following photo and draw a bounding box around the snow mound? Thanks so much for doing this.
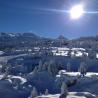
[9,75,27,84]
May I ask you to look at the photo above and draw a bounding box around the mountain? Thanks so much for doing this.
[69,36,98,51]
[0,32,98,51]
[57,35,68,40]
[0,32,41,50]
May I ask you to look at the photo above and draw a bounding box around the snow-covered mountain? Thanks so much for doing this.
[0,32,98,51]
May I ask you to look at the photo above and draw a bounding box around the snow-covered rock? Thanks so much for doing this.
[0,51,4,55]
[0,75,27,84]
[9,76,27,84]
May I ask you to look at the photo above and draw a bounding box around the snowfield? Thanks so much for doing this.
[55,71,98,98]
[34,71,98,98]
[0,70,98,98]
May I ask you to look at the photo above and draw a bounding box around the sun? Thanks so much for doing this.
[70,4,84,19]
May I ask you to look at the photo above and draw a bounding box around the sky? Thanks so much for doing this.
[0,0,98,39]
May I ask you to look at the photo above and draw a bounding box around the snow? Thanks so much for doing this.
[51,47,88,57]
[0,74,4,79]
[51,47,86,51]
[71,48,85,51]
[57,47,70,51]
[58,71,98,77]
[96,53,98,58]
[36,94,59,98]
[59,70,66,75]
[52,50,57,53]
[9,33,16,37]
[0,64,2,68]
[0,51,4,55]
[63,72,80,76]
[36,92,96,98]
[0,75,27,84]
[9,76,27,84]
[54,52,68,56]
[16,49,23,52]
[28,49,32,52]
[56,71,98,98]
[6,79,13,83]
[75,51,83,57]
[57,71,80,78]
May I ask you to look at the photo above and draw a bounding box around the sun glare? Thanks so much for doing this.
[70,4,84,19]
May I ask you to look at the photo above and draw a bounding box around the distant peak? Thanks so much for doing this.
[57,35,68,40]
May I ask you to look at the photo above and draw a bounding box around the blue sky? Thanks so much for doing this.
[0,0,98,39]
